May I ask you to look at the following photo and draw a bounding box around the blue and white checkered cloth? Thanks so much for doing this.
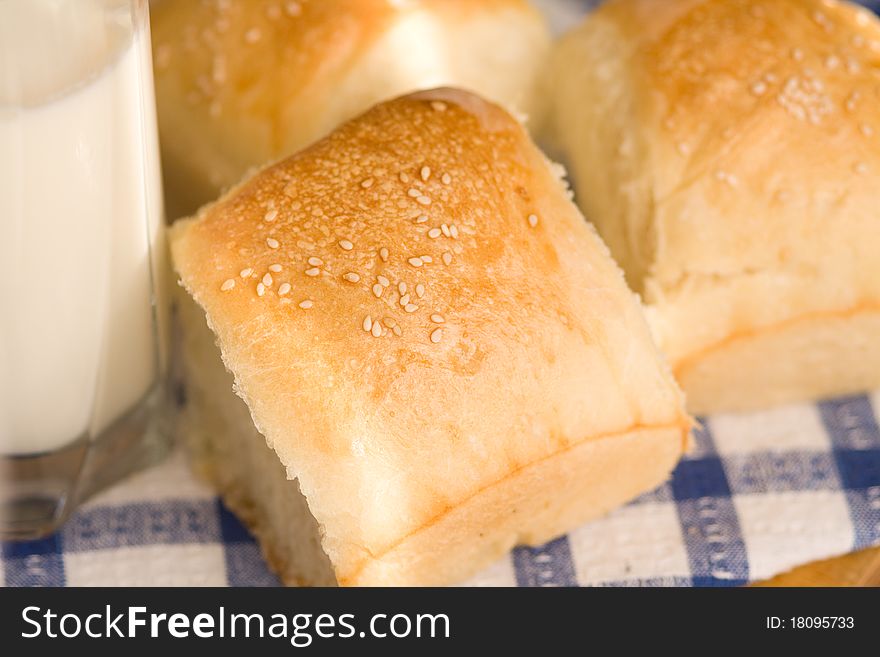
[3,392,879,586]
[3,0,880,587]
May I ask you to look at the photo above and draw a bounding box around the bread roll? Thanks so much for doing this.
[170,88,690,586]
[151,0,550,218]
[548,0,880,414]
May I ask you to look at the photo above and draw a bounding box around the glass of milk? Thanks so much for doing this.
[0,0,169,538]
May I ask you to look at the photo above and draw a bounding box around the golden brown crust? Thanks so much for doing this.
[551,0,880,412]
[151,0,549,216]
[171,88,689,584]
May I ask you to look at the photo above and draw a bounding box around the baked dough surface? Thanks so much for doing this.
[172,88,689,584]
[550,0,880,412]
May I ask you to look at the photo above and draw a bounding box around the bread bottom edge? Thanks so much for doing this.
[672,307,880,414]
[342,422,684,585]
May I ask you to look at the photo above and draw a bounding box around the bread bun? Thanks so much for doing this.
[548,0,880,413]
[171,88,690,585]
[151,0,550,218]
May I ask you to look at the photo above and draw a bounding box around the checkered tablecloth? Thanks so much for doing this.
[3,0,880,587]
[3,392,880,586]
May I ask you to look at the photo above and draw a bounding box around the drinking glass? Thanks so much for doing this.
[0,0,170,539]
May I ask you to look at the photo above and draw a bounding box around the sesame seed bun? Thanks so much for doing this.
[170,88,690,586]
[151,0,550,219]
[548,0,880,413]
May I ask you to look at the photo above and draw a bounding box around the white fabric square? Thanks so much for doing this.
[64,543,228,586]
[568,502,689,584]
[83,451,215,509]
[733,490,854,581]
[709,403,831,456]
[870,389,880,419]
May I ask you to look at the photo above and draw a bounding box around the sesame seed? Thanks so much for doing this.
[305,267,321,277]
[441,224,451,237]
[371,321,382,338]
[676,142,691,156]
[408,257,423,267]
[417,196,431,206]
[405,304,418,313]
[420,166,431,181]
[428,227,442,238]
[393,325,402,337]
[262,273,273,286]
[240,268,253,278]
[854,162,869,174]
[846,92,860,112]
[441,173,451,185]
[450,225,459,239]
[372,284,383,298]
[421,255,433,264]
[430,328,443,343]
[442,252,453,266]
[278,283,291,296]
[379,247,389,262]
[431,101,447,112]
[269,264,283,273]
[221,279,236,291]
[267,238,280,249]
[791,47,804,61]
[361,178,374,188]
[414,215,429,224]
[338,239,354,250]
[399,172,410,183]
[408,188,421,198]
[398,281,407,294]
[264,209,278,222]
[431,313,445,324]
[245,27,261,43]
[415,284,425,298]
[363,316,372,332]
[299,300,313,309]
[257,282,266,296]
[528,214,539,228]
[400,293,411,306]
[343,272,361,283]
[307,257,323,267]
[750,81,767,96]
[861,123,874,137]
[813,10,833,30]
[377,275,390,287]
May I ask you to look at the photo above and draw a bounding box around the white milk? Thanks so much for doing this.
[0,0,164,455]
